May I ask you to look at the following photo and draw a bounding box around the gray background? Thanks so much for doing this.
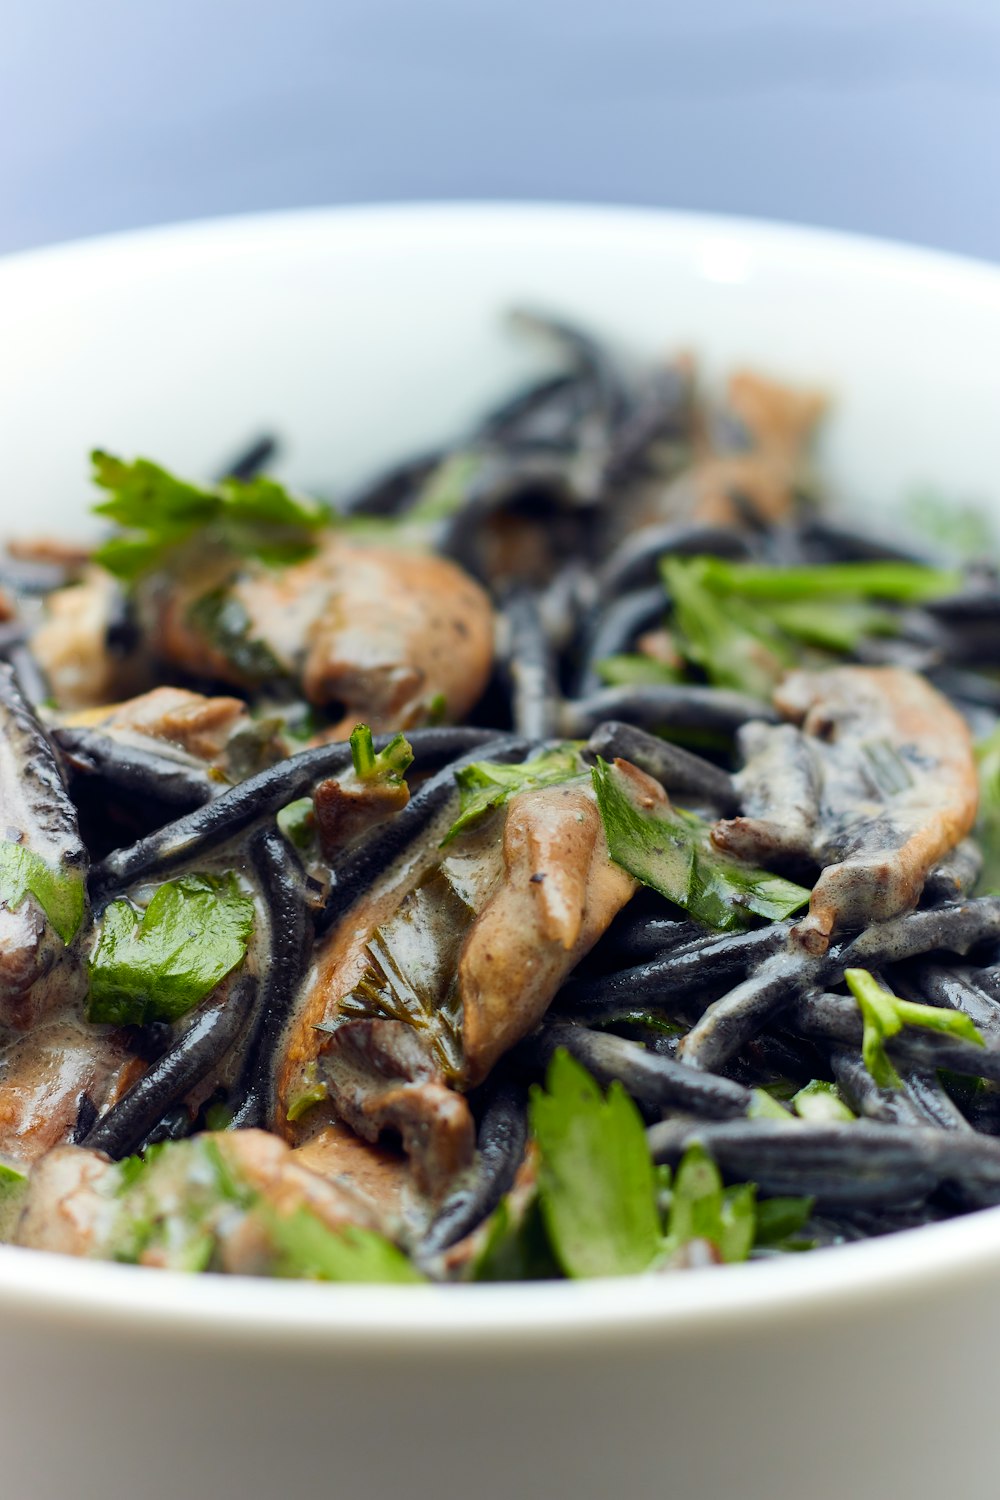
[3,0,1000,260]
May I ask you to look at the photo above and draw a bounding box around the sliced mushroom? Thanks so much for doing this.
[147,533,495,734]
[31,568,147,709]
[659,369,826,530]
[277,776,635,1191]
[0,1021,138,1169]
[712,666,979,954]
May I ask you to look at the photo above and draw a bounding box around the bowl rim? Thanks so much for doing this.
[5,197,1000,1346]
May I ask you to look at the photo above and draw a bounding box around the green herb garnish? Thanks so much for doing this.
[261,1204,424,1284]
[530,1049,663,1278]
[91,452,329,580]
[660,1143,757,1264]
[442,744,585,845]
[87,872,255,1026]
[845,968,985,1090]
[349,723,414,784]
[661,553,961,693]
[791,1079,856,1123]
[591,756,810,931]
[0,842,85,944]
[595,655,685,688]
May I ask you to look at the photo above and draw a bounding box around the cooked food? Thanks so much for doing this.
[4,310,1000,1283]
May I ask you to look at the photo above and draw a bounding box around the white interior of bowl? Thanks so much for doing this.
[1,202,1000,1342]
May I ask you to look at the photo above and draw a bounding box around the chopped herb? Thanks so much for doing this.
[87,872,255,1026]
[530,1049,662,1278]
[202,1102,234,1133]
[349,723,414,784]
[595,654,686,688]
[845,968,985,1090]
[753,1194,816,1249]
[660,1144,756,1265]
[286,1079,329,1124]
[660,554,961,693]
[340,867,472,1079]
[592,756,810,931]
[405,451,484,525]
[687,556,963,605]
[276,797,316,853]
[260,1205,424,1283]
[0,841,85,944]
[442,743,585,845]
[186,588,288,684]
[0,1163,27,1243]
[792,1079,856,1123]
[662,555,793,697]
[748,1088,793,1121]
[91,452,329,580]
[472,1196,562,1282]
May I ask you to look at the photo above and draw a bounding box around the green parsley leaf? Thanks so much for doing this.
[595,654,685,688]
[0,841,86,944]
[845,967,985,1090]
[472,1196,562,1282]
[662,555,793,697]
[349,723,414,784]
[660,554,961,693]
[530,1049,662,1279]
[792,1079,856,1123]
[87,872,255,1026]
[276,797,317,853]
[91,451,328,580]
[442,744,585,846]
[260,1204,424,1283]
[753,1194,815,1249]
[688,555,961,604]
[592,756,810,931]
[748,1088,793,1121]
[0,1162,28,1243]
[661,1144,756,1265]
[405,451,485,525]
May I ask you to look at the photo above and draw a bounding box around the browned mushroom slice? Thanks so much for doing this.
[312,772,410,856]
[293,1122,431,1242]
[315,1020,475,1197]
[712,666,979,955]
[278,778,635,1192]
[459,783,637,1086]
[656,369,826,531]
[31,567,148,709]
[148,533,495,733]
[210,1129,388,1275]
[0,1021,138,1169]
[62,685,282,781]
[726,370,827,456]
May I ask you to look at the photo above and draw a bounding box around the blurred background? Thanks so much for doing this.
[2,0,999,259]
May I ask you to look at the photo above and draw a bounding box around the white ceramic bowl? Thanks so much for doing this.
[2,204,1000,1500]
